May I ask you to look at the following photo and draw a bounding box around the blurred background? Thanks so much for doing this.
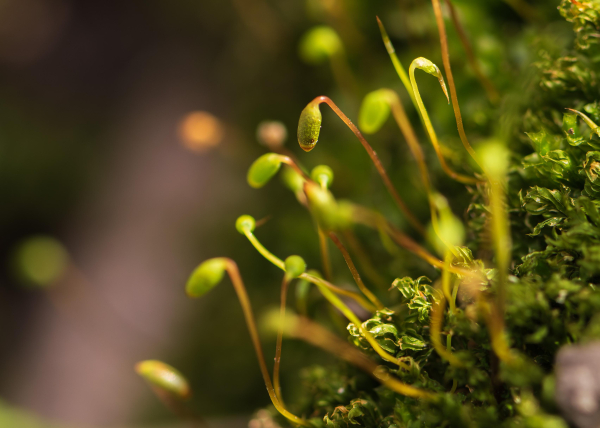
[0,0,567,427]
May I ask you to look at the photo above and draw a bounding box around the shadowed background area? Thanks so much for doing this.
[0,0,564,427]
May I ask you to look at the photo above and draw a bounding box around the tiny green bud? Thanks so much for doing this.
[247,153,284,188]
[299,26,342,64]
[358,89,393,134]
[135,360,191,400]
[13,236,69,288]
[412,57,449,104]
[186,257,228,298]
[235,215,256,234]
[284,255,306,279]
[311,165,334,188]
[297,102,322,152]
[478,140,509,179]
[281,165,305,193]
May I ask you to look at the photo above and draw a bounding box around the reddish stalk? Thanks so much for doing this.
[223,259,309,426]
[342,229,389,290]
[311,96,425,234]
[443,0,499,104]
[286,315,435,399]
[430,0,484,173]
[328,232,384,310]
[273,275,289,406]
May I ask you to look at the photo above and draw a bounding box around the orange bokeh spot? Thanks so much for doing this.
[179,111,224,152]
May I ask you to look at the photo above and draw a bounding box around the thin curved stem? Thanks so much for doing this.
[279,156,311,182]
[242,229,403,367]
[441,252,453,304]
[408,63,480,185]
[386,90,460,257]
[314,96,426,234]
[318,228,333,281]
[328,232,384,310]
[304,278,410,370]
[376,17,417,110]
[243,229,377,312]
[286,314,434,399]
[430,255,465,367]
[351,206,478,278]
[223,260,309,426]
[443,0,499,104]
[342,229,389,290]
[430,0,485,172]
[273,275,289,407]
[489,178,510,318]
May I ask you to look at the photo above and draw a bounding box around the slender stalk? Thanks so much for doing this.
[342,229,389,290]
[317,179,334,281]
[223,260,309,426]
[286,314,434,399]
[430,256,464,367]
[241,228,405,367]
[441,252,453,305]
[328,232,384,310]
[351,206,477,278]
[376,17,417,109]
[409,61,479,185]
[309,276,409,369]
[489,179,510,317]
[430,0,485,172]
[385,89,460,256]
[243,229,377,312]
[314,96,426,234]
[451,277,459,314]
[273,275,289,406]
[443,0,499,104]
[318,228,333,281]
[279,156,311,182]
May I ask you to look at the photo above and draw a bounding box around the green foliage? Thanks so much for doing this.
[186,1,600,427]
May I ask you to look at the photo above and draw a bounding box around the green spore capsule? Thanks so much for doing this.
[186,257,228,298]
[247,153,283,188]
[413,57,449,104]
[235,215,256,234]
[311,165,334,189]
[299,26,342,64]
[135,360,191,400]
[359,89,392,134]
[298,102,322,152]
[284,255,306,279]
